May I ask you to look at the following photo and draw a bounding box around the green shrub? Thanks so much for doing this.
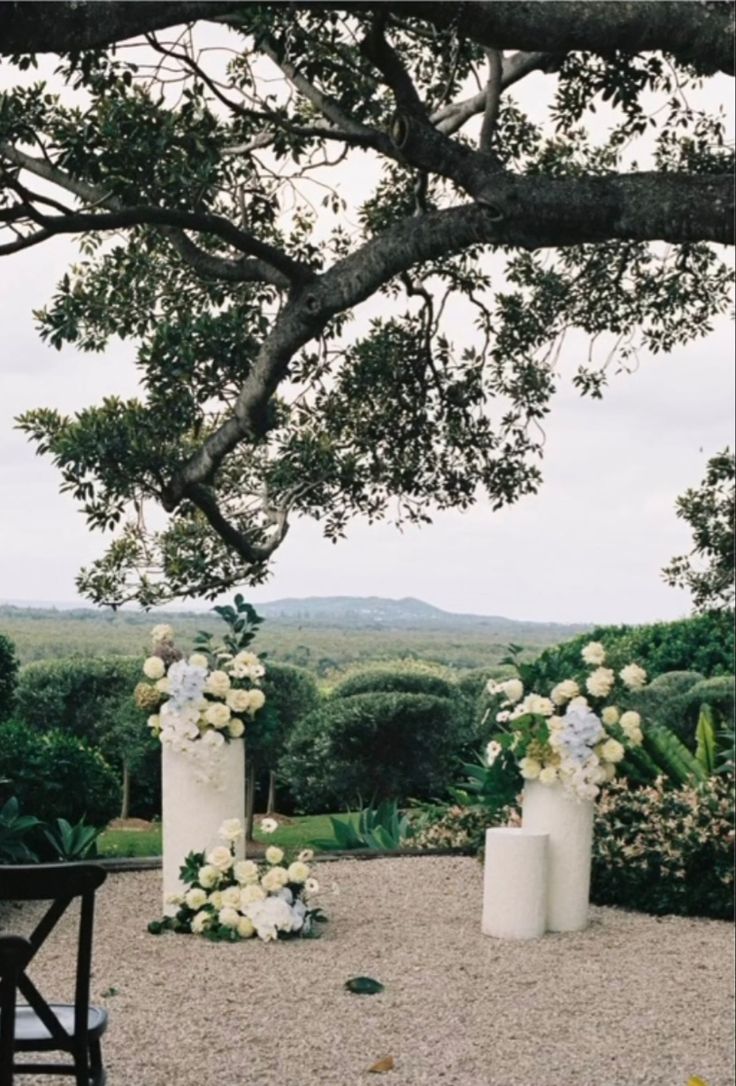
[626,670,704,745]
[592,776,734,920]
[0,720,118,827]
[681,676,735,728]
[412,803,516,852]
[332,667,455,700]
[280,692,465,812]
[0,633,19,722]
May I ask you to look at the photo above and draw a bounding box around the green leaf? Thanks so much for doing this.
[345,976,384,995]
[695,703,717,775]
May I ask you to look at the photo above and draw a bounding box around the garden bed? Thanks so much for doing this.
[8,856,734,1086]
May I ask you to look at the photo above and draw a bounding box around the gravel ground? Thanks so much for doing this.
[4,857,734,1086]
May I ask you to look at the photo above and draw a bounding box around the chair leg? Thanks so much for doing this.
[89,1037,105,1086]
[74,1048,90,1086]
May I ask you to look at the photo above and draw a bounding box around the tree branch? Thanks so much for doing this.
[479,49,503,153]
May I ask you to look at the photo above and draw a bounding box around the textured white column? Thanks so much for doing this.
[161,740,245,913]
[481,828,548,940]
[521,780,594,932]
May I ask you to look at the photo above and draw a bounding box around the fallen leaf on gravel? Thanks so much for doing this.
[687,1078,709,1086]
[345,976,384,994]
[368,1056,395,1073]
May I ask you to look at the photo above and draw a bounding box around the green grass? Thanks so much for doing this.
[97,814,360,858]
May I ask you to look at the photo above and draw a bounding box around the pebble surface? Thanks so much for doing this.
[4,856,734,1086]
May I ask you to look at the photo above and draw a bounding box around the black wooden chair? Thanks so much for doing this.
[0,863,108,1086]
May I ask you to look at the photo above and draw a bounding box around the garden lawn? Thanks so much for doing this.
[97,813,361,858]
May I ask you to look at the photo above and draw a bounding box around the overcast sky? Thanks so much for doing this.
[0,41,733,625]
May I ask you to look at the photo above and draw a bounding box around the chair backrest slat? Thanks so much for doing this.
[0,863,106,902]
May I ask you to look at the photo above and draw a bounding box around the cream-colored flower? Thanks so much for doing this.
[204,702,231,729]
[485,740,502,766]
[208,890,224,910]
[568,695,590,712]
[197,865,219,889]
[143,655,165,680]
[234,860,260,884]
[500,678,524,704]
[155,676,171,694]
[520,757,541,780]
[601,705,620,726]
[265,845,284,865]
[207,845,234,872]
[151,623,174,644]
[305,877,319,895]
[227,717,245,738]
[240,884,266,906]
[190,910,211,934]
[205,670,231,697]
[586,667,615,698]
[600,738,625,763]
[620,710,641,730]
[261,866,289,893]
[185,887,208,910]
[298,849,314,863]
[603,762,617,781]
[202,728,225,748]
[247,688,266,713]
[221,885,242,909]
[237,916,255,938]
[550,679,580,706]
[581,641,606,666]
[219,906,240,929]
[620,663,647,690]
[259,817,278,834]
[539,766,558,785]
[524,694,554,717]
[218,818,244,842]
[147,714,161,733]
[226,688,252,713]
[287,861,310,884]
[188,653,209,669]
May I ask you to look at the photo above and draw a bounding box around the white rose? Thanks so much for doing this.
[197,865,219,889]
[226,688,252,713]
[261,867,289,893]
[185,887,208,910]
[237,916,255,938]
[550,679,580,705]
[600,738,625,764]
[500,679,524,704]
[240,884,266,906]
[207,845,234,872]
[601,705,620,726]
[202,728,225,748]
[205,670,231,697]
[156,676,171,694]
[265,845,284,865]
[204,702,231,729]
[151,623,174,644]
[525,694,554,717]
[143,656,165,680]
[247,688,266,713]
[218,818,244,841]
[190,910,211,934]
[221,885,242,909]
[188,653,209,669]
[233,860,260,884]
[287,861,309,884]
[620,663,647,690]
[227,717,245,738]
[208,890,224,910]
[581,641,606,666]
[539,766,558,785]
[586,667,615,698]
[219,906,240,929]
[519,757,541,780]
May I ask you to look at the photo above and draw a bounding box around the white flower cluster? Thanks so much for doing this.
[138,628,266,785]
[164,819,322,943]
[487,642,647,801]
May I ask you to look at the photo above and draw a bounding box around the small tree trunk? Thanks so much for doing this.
[266,770,277,815]
[245,760,256,840]
[120,760,131,821]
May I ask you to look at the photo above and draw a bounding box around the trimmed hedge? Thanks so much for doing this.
[332,668,456,701]
[0,634,18,722]
[0,719,119,827]
[280,691,465,812]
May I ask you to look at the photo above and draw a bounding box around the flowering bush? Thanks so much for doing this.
[150,819,326,941]
[134,620,266,782]
[412,803,518,853]
[591,775,734,919]
[484,641,649,801]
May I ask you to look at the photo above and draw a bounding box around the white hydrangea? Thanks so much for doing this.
[550,679,580,706]
[586,667,615,698]
[143,656,165,680]
[620,663,647,690]
[581,641,606,665]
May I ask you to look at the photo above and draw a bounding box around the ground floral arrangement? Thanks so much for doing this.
[133,598,267,784]
[484,640,648,802]
[149,818,326,941]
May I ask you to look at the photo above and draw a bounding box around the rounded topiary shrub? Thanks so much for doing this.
[0,720,119,827]
[626,670,705,746]
[280,691,464,813]
[0,633,19,722]
[332,668,455,701]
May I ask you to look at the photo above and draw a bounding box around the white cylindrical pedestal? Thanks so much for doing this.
[161,740,245,912]
[521,780,594,932]
[482,828,548,940]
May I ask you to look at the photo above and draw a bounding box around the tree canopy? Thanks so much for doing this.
[1,1,733,606]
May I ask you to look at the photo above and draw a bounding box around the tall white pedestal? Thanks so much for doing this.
[482,828,548,940]
[522,780,594,932]
[161,740,245,912]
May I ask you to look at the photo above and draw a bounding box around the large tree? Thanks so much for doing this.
[1,1,733,605]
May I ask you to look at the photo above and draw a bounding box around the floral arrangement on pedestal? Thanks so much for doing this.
[483,640,648,802]
[134,595,267,783]
[149,818,326,941]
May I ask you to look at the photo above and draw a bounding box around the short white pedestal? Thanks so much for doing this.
[481,828,548,940]
[161,740,245,912]
[521,780,594,933]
